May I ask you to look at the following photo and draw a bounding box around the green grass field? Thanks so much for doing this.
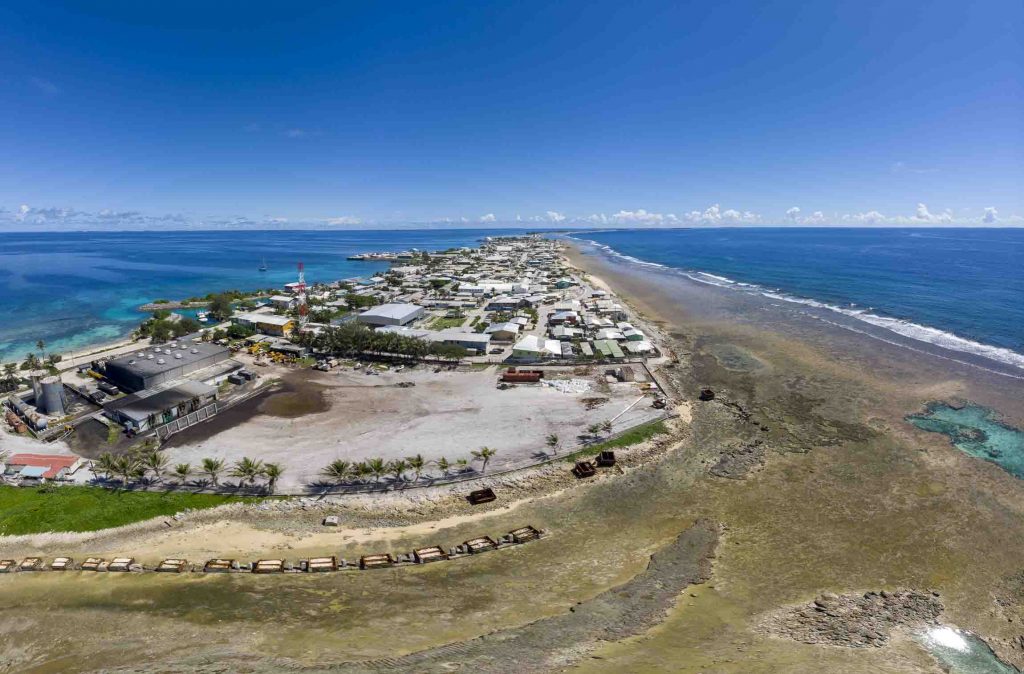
[565,419,669,462]
[0,485,259,536]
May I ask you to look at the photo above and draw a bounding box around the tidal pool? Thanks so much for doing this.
[907,403,1024,479]
[916,626,1019,673]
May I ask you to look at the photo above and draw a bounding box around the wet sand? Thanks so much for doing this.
[2,240,1024,672]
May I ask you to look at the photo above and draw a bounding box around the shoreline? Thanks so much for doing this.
[4,236,1024,671]
[563,231,1024,380]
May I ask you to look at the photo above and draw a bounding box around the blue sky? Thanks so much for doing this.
[1,0,1021,228]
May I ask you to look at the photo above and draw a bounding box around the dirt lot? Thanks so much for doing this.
[163,364,663,491]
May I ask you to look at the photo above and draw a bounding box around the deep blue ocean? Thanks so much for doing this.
[0,229,518,363]
[575,228,1024,372]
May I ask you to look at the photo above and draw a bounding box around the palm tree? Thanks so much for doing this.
[366,457,387,483]
[545,434,560,455]
[601,420,613,435]
[471,447,497,473]
[94,452,116,480]
[262,463,284,494]
[202,458,225,486]
[112,454,137,486]
[36,340,46,361]
[435,456,451,477]
[389,459,409,483]
[141,449,169,481]
[321,459,352,484]
[231,457,265,487]
[455,457,469,473]
[354,461,372,484]
[173,463,192,484]
[587,422,602,437]
[407,454,426,481]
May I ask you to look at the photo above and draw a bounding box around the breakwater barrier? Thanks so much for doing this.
[0,525,544,577]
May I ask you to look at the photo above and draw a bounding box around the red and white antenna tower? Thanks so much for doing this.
[296,261,308,326]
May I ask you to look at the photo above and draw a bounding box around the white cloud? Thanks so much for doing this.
[982,207,998,224]
[479,213,497,223]
[615,209,675,224]
[914,202,953,223]
[683,204,761,225]
[546,210,566,223]
[842,210,886,224]
[285,128,307,138]
[326,216,361,226]
[782,206,827,225]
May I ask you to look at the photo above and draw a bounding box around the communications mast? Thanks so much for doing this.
[296,261,308,327]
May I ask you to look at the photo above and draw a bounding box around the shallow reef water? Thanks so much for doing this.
[907,403,1024,479]
[915,626,1019,673]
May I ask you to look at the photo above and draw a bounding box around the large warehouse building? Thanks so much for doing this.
[357,303,425,327]
[100,337,231,393]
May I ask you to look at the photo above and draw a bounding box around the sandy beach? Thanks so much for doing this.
[1,240,1023,673]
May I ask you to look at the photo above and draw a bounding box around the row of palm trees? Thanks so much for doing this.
[93,450,284,493]
[297,322,467,361]
[319,447,498,487]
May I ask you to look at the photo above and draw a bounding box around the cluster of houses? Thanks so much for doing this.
[217,235,658,363]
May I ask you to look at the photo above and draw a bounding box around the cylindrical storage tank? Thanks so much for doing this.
[28,369,46,402]
[40,376,66,416]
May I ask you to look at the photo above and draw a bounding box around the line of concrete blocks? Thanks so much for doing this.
[0,525,543,576]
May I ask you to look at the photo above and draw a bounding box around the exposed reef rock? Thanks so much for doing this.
[764,590,943,648]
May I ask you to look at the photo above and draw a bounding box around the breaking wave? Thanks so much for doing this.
[573,235,1024,374]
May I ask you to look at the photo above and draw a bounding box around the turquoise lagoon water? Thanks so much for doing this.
[907,403,1024,479]
[0,228,525,363]
[916,626,1019,673]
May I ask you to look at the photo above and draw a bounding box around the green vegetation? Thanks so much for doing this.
[429,315,466,330]
[565,419,669,462]
[207,293,235,321]
[0,485,258,536]
[344,292,378,310]
[226,323,254,339]
[136,315,201,343]
[301,322,467,360]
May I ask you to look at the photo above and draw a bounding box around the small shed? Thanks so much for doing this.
[0,559,15,573]
[50,557,73,571]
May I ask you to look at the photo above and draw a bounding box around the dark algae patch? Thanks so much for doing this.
[908,402,1024,478]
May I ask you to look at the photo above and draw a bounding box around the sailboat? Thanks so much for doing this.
[259,257,268,272]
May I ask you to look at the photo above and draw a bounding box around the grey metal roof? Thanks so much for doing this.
[105,335,229,378]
